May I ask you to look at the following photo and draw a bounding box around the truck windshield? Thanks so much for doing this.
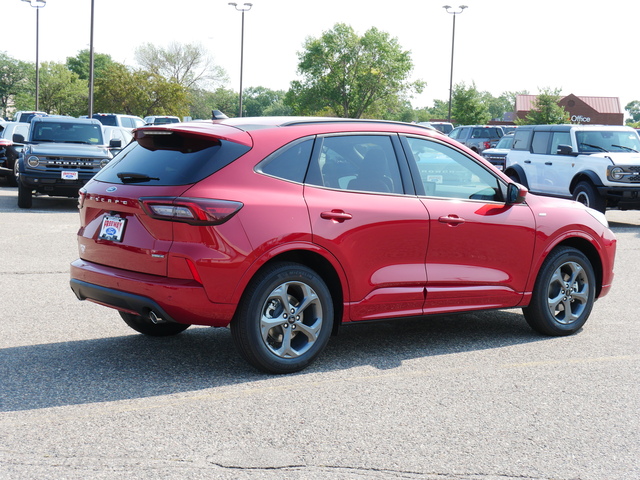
[32,122,104,145]
[576,130,640,153]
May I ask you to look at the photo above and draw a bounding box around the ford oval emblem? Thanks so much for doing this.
[106,187,117,193]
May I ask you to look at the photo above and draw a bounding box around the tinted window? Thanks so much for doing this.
[93,132,251,186]
[258,138,314,183]
[531,131,551,154]
[449,128,460,139]
[512,129,531,150]
[405,136,502,202]
[306,135,403,194]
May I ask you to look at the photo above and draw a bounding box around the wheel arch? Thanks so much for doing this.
[235,247,346,335]
[539,237,604,299]
[569,170,602,193]
[504,164,529,188]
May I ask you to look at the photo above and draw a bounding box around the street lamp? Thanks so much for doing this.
[443,5,467,123]
[22,0,47,111]
[228,2,252,117]
[88,0,95,117]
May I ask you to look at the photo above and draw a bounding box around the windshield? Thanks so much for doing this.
[495,135,514,149]
[576,130,640,153]
[32,122,104,145]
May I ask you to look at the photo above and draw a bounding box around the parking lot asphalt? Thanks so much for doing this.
[0,184,638,480]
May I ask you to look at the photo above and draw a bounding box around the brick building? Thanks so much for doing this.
[515,94,624,125]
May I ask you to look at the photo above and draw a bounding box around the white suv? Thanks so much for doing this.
[504,124,640,212]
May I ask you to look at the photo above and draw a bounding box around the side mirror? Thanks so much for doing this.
[507,182,527,205]
[109,138,122,148]
[557,144,574,155]
[13,133,25,144]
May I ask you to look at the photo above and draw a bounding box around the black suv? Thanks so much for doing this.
[14,117,121,208]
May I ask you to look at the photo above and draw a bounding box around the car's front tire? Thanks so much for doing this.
[17,182,32,209]
[523,247,596,336]
[119,311,191,336]
[231,262,334,374]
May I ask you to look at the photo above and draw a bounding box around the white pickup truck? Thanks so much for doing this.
[504,124,640,212]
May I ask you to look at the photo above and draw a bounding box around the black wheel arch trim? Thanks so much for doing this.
[504,164,529,189]
[570,170,603,191]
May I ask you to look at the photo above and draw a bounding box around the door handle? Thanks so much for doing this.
[321,210,353,222]
[524,160,531,164]
[438,215,465,225]
[545,162,553,165]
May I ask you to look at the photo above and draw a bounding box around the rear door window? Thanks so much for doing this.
[531,131,551,154]
[305,135,403,194]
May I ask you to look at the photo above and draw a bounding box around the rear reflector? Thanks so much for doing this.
[140,197,243,226]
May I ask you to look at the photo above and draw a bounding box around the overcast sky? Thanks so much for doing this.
[4,0,639,115]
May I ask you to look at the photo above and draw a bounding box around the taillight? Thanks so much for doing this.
[483,141,491,150]
[140,197,243,225]
[78,188,87,209]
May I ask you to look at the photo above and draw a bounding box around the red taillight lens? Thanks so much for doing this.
[483,141,491,150]
[78,189,87,209]
[140,197,243,225]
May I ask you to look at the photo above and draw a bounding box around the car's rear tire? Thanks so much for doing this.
[231,262,333,374]
[119,311,191,336]
[17,182,32,209]
[523,247,596,336]
[573,181,606,213]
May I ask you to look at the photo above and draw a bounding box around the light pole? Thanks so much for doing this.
[88,0,95,117]
[22,0,47,112]
[443,5,467,123]
[228,2,252,117]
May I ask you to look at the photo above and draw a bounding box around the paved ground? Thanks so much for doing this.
[0,185,638,480]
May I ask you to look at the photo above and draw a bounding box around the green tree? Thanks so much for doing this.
[0,53,32,118]
[66,49,115,81]
[243,87,291,117]
[286,23,423,118]
[625,100,640,125]
[518,87,569,125]
[94,63,189,117]
[134,42,227,90]
[38,61,88,116]
[188,87,238,119]
[451,82,490,125]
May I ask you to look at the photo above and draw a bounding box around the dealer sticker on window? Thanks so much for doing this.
[61,171,79,180]
[98,215,126,242]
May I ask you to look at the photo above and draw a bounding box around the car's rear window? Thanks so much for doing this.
[93,115,117,126]
[93,131,250,186]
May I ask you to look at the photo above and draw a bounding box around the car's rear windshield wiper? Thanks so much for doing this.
[611,144,639,153]
[116,172,160,183]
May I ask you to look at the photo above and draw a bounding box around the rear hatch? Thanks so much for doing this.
[76,124,252,276]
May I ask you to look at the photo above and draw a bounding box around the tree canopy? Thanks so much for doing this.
[518,87,569,125]
[134,42,227,90]
[286,23,424,118]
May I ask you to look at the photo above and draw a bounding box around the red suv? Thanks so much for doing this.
[70,117,616,373]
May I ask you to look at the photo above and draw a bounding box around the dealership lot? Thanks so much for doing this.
[0,185,638,480]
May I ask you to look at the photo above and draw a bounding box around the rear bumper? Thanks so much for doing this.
[70,258,236,327]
